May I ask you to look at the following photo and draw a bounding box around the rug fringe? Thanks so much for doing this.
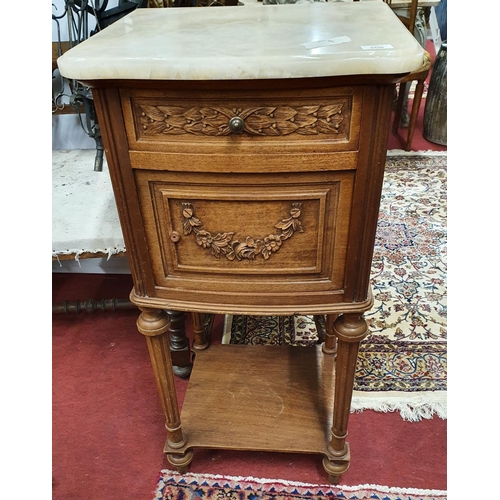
[351,391,447,421]
[386,150,447,156]
[52,246,126,265]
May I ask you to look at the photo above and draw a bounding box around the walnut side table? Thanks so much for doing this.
[58,2,426,483]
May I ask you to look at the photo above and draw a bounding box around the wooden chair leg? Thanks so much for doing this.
[405,77,425,151]
[392,81,409,135]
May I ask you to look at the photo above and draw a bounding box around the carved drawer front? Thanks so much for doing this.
[135,169,355,309]
[121,87,362,161]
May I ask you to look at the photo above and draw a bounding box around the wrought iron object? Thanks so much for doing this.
[52,1,146,171]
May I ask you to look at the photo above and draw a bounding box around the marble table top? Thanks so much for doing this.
[52,150,125,259]
[57,2,425,81]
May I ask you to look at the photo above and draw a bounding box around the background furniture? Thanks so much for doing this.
[355,0,430,151]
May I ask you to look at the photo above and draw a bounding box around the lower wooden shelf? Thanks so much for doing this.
[168,344,336,456]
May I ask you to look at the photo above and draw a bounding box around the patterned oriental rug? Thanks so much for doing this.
[222,153,447,422]
[153,471,448,500]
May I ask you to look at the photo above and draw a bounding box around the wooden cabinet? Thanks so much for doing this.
[89,76,394,482]
[57,1,426,483]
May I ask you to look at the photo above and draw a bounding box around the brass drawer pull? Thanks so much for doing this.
[180,202,304,261]
[228,116,245,134]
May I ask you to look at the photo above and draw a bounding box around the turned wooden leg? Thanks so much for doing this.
[191,312,212,351]
[322,314,338,355]
[323,313,368,483]
[136,307,193,472]
[166,310,192,379]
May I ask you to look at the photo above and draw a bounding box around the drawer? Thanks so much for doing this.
[120,87,362,162]
[135,169,355,310]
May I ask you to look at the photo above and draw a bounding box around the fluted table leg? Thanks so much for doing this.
[137,307,193,472]
[323,313,368,483]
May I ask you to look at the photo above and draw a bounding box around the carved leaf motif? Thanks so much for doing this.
[294,113,319,135]
[244,123,280,136]
[275,121,300,136]
[165,116,188,129]
[141,105,166,122]
[212,108,235,120]
[317,103,343,118]
[273,107,298,121]
[157,106,186,117]
[209,232,235,258]
[138,102,345,137]
[162,127,186,136]
[213,232,235,244]
[183,108,203,121]
[316,118,342,134]
[183,220,192,235]
[199,108,233,124]
[296,105,321,115]
[184,122,209,135]
[189,216,202,227]
[245,114,276,129]
[240,107,277,120]
[295,127,319,136]
[182,206,202,235]
[275,219,301,240]
[143,121,168,135]
[199,123,229,136]
[294,114,318,128]
[210,115,230,127]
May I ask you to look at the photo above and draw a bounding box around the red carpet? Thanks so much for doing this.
[52,273,446,500]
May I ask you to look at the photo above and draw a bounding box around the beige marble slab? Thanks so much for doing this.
[57,2,425,81]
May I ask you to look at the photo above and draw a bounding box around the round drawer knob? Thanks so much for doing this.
[228,116,245,134]
[170,231,181,243]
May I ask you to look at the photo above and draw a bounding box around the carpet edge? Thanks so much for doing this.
[153,469,448,499]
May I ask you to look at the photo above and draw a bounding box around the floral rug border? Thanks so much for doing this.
[153,470,447,500]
